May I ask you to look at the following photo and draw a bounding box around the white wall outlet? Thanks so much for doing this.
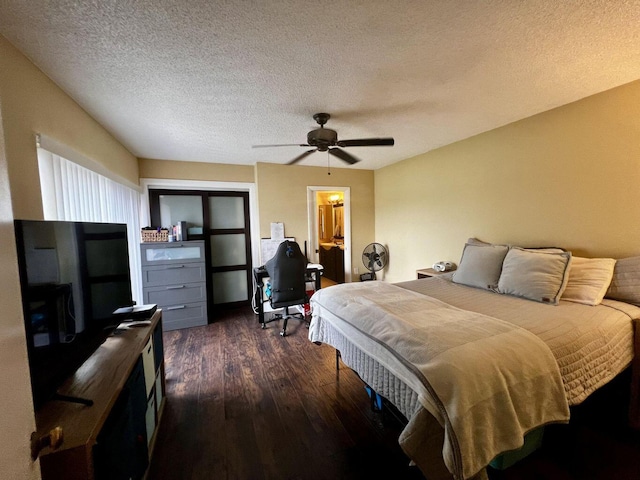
[353,267,359,275]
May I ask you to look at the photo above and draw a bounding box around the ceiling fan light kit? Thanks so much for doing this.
[253,113,394,166]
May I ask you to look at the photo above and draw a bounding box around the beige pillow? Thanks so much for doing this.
[606,256,640,305]
[497,247,572,305]
[452,242,509,290]
[562,257,616,306]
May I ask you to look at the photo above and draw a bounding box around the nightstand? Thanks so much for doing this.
[416,268,455,279]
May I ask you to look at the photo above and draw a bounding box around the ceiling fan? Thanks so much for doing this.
[252,113,394,165]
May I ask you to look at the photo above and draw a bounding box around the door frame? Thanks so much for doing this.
[307,186,352,283]
[140,178,260,270]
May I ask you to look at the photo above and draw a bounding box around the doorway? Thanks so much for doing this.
[307,186,352,284]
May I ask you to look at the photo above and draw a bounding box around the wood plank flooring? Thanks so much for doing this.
[147,307,640,480]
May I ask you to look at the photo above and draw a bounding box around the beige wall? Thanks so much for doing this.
[376,79,640,283]
[138,157,254,183]
[255,162,375,273]
[0,35,139,220]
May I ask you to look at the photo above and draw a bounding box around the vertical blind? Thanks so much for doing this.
[37,148,143,303]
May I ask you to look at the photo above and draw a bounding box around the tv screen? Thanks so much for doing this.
[14,220,133,409]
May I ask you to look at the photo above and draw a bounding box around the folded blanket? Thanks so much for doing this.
[309,281,570,479]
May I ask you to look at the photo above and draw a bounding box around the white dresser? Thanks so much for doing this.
[140,240,208,330]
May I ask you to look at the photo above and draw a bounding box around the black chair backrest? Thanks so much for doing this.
[265,240,307,307]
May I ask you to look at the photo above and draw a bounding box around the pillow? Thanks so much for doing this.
[497,247,572,305]
[522,246,567,254]
[467,237,566,253]
[466,237,491,246]
[561,257,616,306]
[452,242,509,290]
[605,256,640,305]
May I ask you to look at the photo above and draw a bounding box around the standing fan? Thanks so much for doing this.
[361,243,388,281]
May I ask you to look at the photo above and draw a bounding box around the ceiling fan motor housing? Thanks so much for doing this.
[307,127,338,151]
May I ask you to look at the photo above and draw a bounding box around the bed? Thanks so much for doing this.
[308,240,640,480]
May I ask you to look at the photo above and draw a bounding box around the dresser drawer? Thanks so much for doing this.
[161,302,207,330]
[142,263,206,287]
[143,283,206,306]
[141,241,205,266]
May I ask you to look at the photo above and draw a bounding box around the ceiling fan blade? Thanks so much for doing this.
[252,144,310,148]
[288,149,317,165]
[329,147,360,165]
[336,138,394,147]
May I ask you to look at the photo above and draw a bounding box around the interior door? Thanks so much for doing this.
[208,192,252,307]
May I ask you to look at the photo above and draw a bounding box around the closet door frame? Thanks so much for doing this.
[140,179,259,318]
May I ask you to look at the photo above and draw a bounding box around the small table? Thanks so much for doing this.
[416,267,455,279]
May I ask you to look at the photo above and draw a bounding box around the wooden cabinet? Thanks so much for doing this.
[320,245,345,283]
[141,241,208,330]
[36,311,165,480]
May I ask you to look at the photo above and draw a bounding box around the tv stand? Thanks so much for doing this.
[51,392,94,407]
[34,310,165,480]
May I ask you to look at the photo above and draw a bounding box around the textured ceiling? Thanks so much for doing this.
[2,1,640,170]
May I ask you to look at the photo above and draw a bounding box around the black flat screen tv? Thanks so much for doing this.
[14,220,134,409]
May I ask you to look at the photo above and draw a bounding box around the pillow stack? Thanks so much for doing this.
[452,238,618,306]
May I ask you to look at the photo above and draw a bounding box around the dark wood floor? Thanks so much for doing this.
[147,307,640,480]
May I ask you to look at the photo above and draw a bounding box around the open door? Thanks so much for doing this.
[307,186,352,283]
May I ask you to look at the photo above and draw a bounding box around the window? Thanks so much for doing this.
[37,146,142,304]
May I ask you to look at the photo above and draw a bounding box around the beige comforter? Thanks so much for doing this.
[398,275,638,405]
[309,281,570,479]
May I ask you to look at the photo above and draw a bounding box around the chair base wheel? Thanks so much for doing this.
[261,323,266,329]
[280,330,286,337]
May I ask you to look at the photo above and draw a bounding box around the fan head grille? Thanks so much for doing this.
[362,243,388,272]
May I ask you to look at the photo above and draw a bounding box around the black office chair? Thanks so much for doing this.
[263,240,308,337]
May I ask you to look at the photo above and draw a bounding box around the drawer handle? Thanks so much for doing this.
[166,305,186,311]
[166,285,185,290]
[167,265,186,269]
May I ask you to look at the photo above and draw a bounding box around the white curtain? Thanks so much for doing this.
[37,148,143,304]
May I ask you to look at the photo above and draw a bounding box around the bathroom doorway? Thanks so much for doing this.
[307,186,352,284]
